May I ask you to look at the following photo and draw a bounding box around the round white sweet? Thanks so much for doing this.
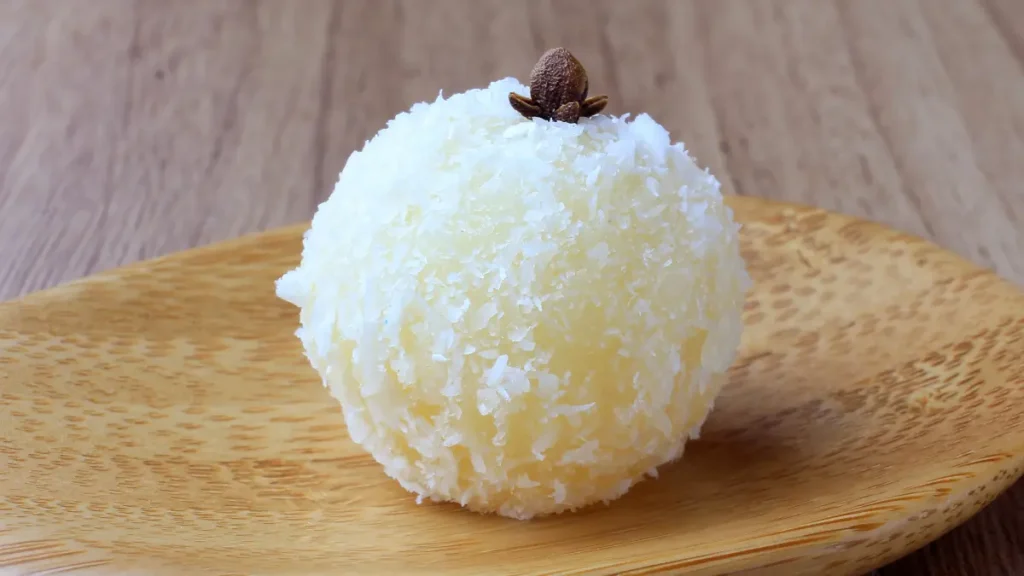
[276,78,750,520]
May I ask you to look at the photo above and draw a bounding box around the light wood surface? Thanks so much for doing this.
[1,0,1022,574]
[1,197,1023,575]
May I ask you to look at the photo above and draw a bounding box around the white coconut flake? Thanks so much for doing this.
[486,355,509,388]
[473,302,498,332]
[553,480,567,504]
[587,242,610,264]
[508,326,531,342]
[276,76,749,520]
[560,440,599,464]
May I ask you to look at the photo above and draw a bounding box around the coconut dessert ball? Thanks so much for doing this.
[276,48,750,520]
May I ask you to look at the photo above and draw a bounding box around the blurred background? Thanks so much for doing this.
[0,1,1021,574]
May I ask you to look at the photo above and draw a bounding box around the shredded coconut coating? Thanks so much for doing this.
[276,78,750,520]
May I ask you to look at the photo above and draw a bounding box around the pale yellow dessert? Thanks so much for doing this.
[276,50,749,520]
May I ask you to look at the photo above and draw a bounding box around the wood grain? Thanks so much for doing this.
[2,197,1024,575]
[0,0,1022,573]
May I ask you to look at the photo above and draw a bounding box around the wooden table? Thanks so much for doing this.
[1,1,1021,574]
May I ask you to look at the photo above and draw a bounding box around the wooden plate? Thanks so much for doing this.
[2,196,1023,576]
